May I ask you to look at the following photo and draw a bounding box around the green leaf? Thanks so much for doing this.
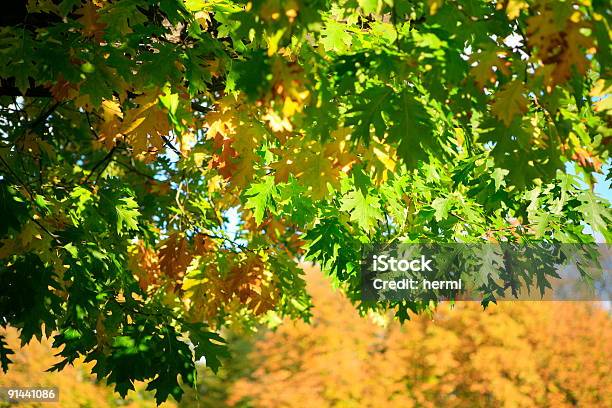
[530,212,551,239]
[277,177,316,225]
[0,182,27,234]
[186,323,229,373]
[345,86,394,143]
[244,176,278,225]
[577,191,611,241]
[340,189,383,231]
[320,21,352,53]
[227,50,271,99]
[58,0,81,16]
[491,168,509,191]
[303,217,359,281]
[358,0,379,14]
[351,164,372,194]
[388,89,435,168]
[0,0,609,401]
[473,245,505,288]
[115,197,140,234]
[431,197,452,222]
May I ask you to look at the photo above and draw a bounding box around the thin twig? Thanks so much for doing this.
[28,101,61,131]
[31,217,61,243]
[449,211,469,224]
[161,135,185,158]
[190,102,211,114]
[114,160,158,181]
[486,223,534,233]
[85,145,117,183]
[0,155,33,198]
[85,111,100,139]
[94,152,116,184]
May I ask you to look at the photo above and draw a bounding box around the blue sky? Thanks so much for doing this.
[594,167,611,202]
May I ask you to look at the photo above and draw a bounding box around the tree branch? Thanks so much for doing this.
[0,82,213,115]
[161,135,186,158]
[114,160,158,181]
[84,145,118,183]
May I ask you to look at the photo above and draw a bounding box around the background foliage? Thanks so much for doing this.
[224,269,612,408]
[0,0,610,403]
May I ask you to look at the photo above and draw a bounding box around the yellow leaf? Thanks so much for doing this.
[491,81,529,126]
[527,6,593,88]
[504,0,528,19]
[546,22,593,86]
[230,125,265,188]
[207,174,225,193]
[270,133,351,199]
[204,98,265,188]
[261,59,310,132]
[195,11,211,30]
[128,241,161,292]
[121,115,148,136]
[372,147,396,172]
[101,99,122,119]
[97,99,123,149]
[428,0,444,15]
[226,254,277,315]
[262,111,293,132]
[179,131,196,155]
[357,137,398,184]
[121,92,171,161]
[267,28,286,56]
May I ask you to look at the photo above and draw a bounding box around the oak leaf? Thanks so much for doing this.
[76,2,106,41]
[128,242,161,292]
[491,81,529,126]
[527,8,593,88]
[121,92,171,162]
[158,232,193,280]
[470,48,510,89]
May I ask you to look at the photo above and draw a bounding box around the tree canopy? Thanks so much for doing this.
[0,0,610,404]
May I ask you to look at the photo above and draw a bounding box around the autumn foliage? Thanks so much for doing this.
[228,268,612,408]
[0,0,610,403]
[3,267,610,407]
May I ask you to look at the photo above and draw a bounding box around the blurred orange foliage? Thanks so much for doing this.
[230,266,612,408]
